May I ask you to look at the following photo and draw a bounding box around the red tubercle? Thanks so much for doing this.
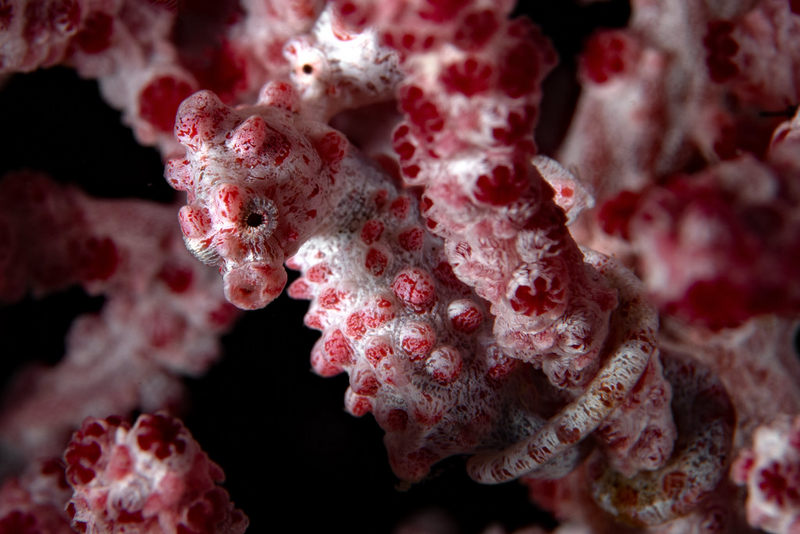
[179,489,230,534]
[324,329,354,365]
[402,165,421,180]
[361,296,396,328]
[597,190,641,240]
[441,57,494,97]
[474,163,530,206]
[581,30,631,84]
[486,347,517,380]
[230,115,268,154]
[360,219,385,244]
[498,39,541,99]
[166,159,193,192]
[0,1,14,32]
[306,263,332,283]
[145,309,188,348]
[345,391,373,417]
[381,409,409,432]
[214,183,243,222]
[454,9,498,50]
[412,400,444,426]
[448,299,483,334]
[393,124,410,142]
[509,276,564,317]
[758,462,799,506]
[390,196,411,219]
[392,267,437,311]
[135,413,186,460]
[351,367,381,396]
[398,226,424,251]
[344,312,367,340]
[417,0,469,23]
[704,21,740,83]
[174,91,231,149]
[399,321,436,361]
[85,421,105,437]
[258,81,299,111]
[395,141,416,161]
[365,336,394,366]
[318,286,348,310]
[679,279,750,330]
[139,77,196,133]
[400,86,445,135]
[492,106,536,146]
[382,31,437,53]
[78,236,118,281]
[158,264,194,293]
[72,12,113,54]
[311,343,343,376]
[263,126,293,167]
[373,189,389,210]
[426,346,463,385]
[334,1,371,30]
[420,195,433,214]
[365,247,390,276]
[314,131,347,169]
[65,441,101,485]
[287,278,313,299]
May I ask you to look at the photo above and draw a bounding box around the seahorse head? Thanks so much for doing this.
[166,84,348,309]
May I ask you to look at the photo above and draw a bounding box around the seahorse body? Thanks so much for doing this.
[166,83,562,482]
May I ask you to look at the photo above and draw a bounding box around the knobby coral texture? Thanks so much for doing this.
[0,0,799,533]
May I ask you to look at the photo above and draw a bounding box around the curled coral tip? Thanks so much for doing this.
[223,262,288,310]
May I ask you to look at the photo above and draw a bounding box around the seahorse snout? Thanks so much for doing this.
[223,261,288,310]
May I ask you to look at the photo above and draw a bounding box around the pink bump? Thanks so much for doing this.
[399,321,436,361]
[448,299,483,334]
[392,267,437,312]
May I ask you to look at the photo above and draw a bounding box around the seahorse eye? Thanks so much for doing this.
[241,197,278,239]
[246,212,264,228]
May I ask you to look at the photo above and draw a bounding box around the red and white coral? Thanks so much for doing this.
[732,414,800,534]
[0,459,74,534]
[0,171,239,460]
[1,0,799,532]
[165,4,678,490]
[64,413,248,534]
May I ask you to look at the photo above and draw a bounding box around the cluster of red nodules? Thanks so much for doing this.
[0,172,239,462]
[598,157,800,331]
[0,459,74,534]
[0,0,324,157]
[563,0,800,332]
[64,413,247,534]
[732,415,800,534]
